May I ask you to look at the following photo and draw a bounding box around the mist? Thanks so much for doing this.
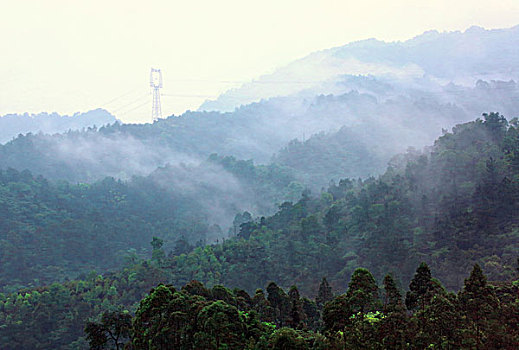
[2,14,519,349]
[200,25,519,112]
[0,109,116,144]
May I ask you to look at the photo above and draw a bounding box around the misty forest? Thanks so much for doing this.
[1,25,519,349]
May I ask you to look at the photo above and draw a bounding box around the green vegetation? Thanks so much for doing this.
[274,126,387,189]
[0,155,300,291]
[0,113,518,348]
[2,262,516,349]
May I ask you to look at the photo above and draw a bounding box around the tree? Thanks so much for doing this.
[150,236,165,265]
[458,264,500,349]
[322,294,350,333]
[377,275,407,347]
[252,289,275,322]
[346,268,380,316]
[267,282,291,327]
[287,285,306,329]
[85,311,132,350]
[419,293,461,349]
[483,112,508,141]
[315,277,333,310]
[382,274,404,313]
[195,301,247,350]
[268,327,308,350]
[405,262,434,313]
[132,284,194,349]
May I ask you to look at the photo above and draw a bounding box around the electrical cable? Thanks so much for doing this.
[116,100,150,117]
[111,94,150,113]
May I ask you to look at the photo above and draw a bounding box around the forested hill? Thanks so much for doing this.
[0,114,518,348]
[0,109,116,144]
[2,79,519,185]
[274,126,388,188]
[144,113,519,294]
[0,156,300,292]
[201,25,519,111]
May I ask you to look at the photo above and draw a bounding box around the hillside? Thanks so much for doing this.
[0,109,116,144]
[2,79,519,189]
[0,156,300,292]
[0,114,518,348]
[200,25,519,111]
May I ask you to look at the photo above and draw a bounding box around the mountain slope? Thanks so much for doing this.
[200,25,519,111]
[0,109,116,144]
[0,156,300,291]
[3,78,519,187]
[1,114,518,349]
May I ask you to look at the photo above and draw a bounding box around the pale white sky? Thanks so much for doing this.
[1,0,519,123]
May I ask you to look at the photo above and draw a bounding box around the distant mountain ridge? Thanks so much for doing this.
[2,78,519,188]
[0,108,117,144]
[200,25,519,111]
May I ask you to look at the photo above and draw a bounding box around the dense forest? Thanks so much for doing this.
[4,15,519,350]
[0,113,518,348]
[2,262,517,348]
[3,79,519,186]
[0,155,300,292]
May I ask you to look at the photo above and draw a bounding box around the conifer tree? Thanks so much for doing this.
[287,285,306,329]
[405,262,434,312]
[346,268,380,315]
[377,274,407,348]
[252,289,275,322]
[382,274,404,312]
[267,282,291,327]
[315,277,333,310]
[458,264,500,349]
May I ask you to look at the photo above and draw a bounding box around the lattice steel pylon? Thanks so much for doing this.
[150,68,163,122]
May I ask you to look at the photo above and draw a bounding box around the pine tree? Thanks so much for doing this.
[266,282,291,327]
[346,268,380,315]
[379,274,407,348]
[405,262,433,313]
[287,285,306,329]
[458,264,500,349]
[382,274,404,313]
[315,277,333,310]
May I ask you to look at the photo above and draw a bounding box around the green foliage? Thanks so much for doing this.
[84,311,132,350]
[2,114,519,348]
[346,268,381,315]
[405,262,434,312]
[315,277,333,310]
[0,153,300,291]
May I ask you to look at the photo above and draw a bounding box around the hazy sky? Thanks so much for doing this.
[1,0,519,123]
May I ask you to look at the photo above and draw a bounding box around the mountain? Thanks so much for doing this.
[0,109,117,144]
[0,155,300,291]
[1,114,518,349]
[200,25,519,111]
[2,78,519,189]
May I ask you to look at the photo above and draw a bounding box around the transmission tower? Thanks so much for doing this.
[150,68,163,122]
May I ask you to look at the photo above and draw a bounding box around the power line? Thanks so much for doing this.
[169,79,325,84]
[161,93,217,98]
[111,94,149,113]
[115,100,150,117]
[101,88,142,106]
